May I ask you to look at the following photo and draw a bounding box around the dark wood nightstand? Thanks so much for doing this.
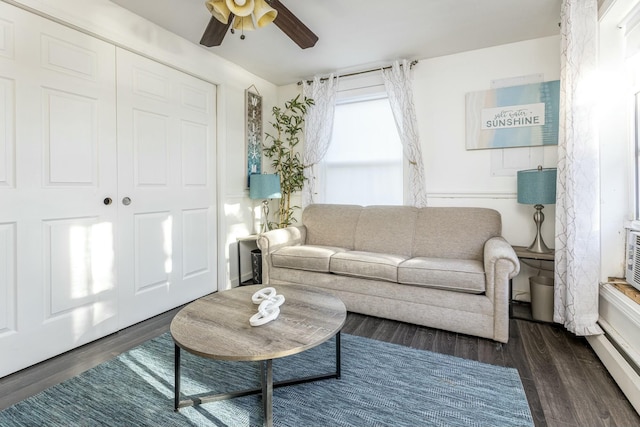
[237,234,259,286]
[510,246,555,319]
[512,246,555,262]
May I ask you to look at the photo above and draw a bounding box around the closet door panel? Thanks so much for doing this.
[134,211,172,292]
[0,223,16,336]
[116,48,216,329]
[133,109,169,185]
[182,120,208,186]
[45,217,114,316]
[183,208,209,278]
[0,77,14,187]
[0,17,14,59]
[0,2,117,378]
[44,89,97,185]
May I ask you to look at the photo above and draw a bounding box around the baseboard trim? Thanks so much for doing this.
[587,333,640,415]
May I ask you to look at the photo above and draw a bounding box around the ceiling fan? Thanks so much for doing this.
[200,0,318,49]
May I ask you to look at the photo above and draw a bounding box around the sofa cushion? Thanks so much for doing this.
[302,204,363,249]
[412,208,501,261]
[272,245,347,273]
[354,206,418,257]
[398,257,485,293]
[330,251,408,282]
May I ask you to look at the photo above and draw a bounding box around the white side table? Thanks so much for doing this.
[237,234,259,286]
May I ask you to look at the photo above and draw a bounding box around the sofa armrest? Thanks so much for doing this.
[484,237,520,343]
[256,225,307,284]
[484,237,520,282]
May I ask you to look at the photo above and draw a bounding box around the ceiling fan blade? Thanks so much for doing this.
[200,14,234,47]
[268,0,318,49]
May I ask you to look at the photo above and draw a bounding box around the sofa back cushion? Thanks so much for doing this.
[412,207,501,261]
[302,204,363,249]
[354,206,418,257]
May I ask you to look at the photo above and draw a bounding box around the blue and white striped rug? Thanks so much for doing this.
[0,333,533,426]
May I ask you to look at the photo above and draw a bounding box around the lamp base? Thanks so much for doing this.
[259,199,271,234]
[527,204,553,254]
[527,234,553,254]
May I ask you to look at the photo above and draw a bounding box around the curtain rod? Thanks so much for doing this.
[297,60,419,86]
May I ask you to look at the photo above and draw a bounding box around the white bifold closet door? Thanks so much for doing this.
[0,2,119,377]
[115,48,217,329]
[0,2,216,378]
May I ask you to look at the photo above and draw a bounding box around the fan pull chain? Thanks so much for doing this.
[229,16,247,40]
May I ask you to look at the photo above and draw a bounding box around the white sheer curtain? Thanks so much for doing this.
[554,0,602,336]
[302,75,338,207]
[381,60,428,207]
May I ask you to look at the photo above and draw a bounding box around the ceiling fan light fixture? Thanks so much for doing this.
[253,0,278,28]
[225,0,255,17]
[232,15,256,31]
[205,0,231,24]
[200,0,318,49]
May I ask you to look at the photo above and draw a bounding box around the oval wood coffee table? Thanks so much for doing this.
[170,284,347,427]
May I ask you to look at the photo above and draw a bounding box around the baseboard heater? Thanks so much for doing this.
[587,283,640,415]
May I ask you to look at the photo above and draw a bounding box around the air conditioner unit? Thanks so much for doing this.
[625,229,640,292]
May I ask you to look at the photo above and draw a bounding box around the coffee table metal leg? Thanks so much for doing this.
[172,333,341,420]
[336,332,341,379]
[261,359,274,427]
[174,344,181,412]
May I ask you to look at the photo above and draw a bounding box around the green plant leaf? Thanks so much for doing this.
[262,94,314,228]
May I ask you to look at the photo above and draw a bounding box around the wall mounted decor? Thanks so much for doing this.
[245,86,262,188]
[465,80,560,150]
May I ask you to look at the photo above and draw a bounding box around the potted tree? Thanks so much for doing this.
[263,94,314,228]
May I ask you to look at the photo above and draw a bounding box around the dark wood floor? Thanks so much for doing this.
[1,303,638,427]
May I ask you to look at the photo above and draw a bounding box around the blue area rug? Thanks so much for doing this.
[0,333,533,426]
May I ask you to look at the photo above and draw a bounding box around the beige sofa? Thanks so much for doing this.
[256,204,520,343]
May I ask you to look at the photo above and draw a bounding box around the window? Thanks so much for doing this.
[632,61,640,220]
[624,12,640,220]
[318,96,403,205]
[636,92,640,219]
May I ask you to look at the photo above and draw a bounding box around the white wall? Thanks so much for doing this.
[413,36,562,299]
[10,0,280,289]
[412,36,560,242]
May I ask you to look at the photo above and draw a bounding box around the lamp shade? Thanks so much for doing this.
[249,174,281,199]
[517,167,557,205]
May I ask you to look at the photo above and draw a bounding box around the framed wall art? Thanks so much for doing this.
[465,80,560,150]
[245,86,263,188]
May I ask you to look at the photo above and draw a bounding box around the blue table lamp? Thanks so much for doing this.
[250,174,281,233]
[517,166,557,253]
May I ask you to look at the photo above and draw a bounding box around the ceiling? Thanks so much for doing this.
[109,0,562,86]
